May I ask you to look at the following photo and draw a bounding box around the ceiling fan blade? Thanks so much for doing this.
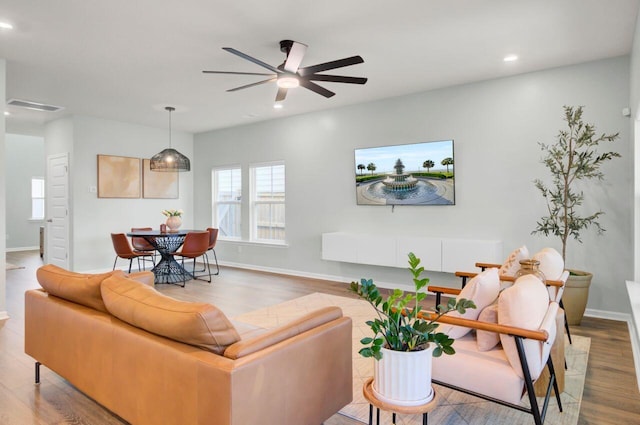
[203,70,275,76]
[227,77,277,92]
[223,47,281,74]
[299,79,335,98]
[298,56,364,76]
[305,74,368,84]
[275,87,288,102]
[283,41,308,73]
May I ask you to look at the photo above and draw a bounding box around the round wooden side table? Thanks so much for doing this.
[362,377,439,425]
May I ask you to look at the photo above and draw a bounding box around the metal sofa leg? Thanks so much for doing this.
[35,361,41,384]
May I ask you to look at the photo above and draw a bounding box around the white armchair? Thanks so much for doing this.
[453,246,571,344]
[426,274,562,425]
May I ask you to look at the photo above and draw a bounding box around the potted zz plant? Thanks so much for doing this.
[532,105,620,325]
[350,252,475,406]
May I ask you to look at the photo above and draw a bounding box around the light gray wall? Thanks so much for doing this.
[0,58,7,317]
[194,56,632,315]
[5,134,45,249]
[45,115,194,271]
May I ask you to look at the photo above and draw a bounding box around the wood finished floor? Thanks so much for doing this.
[2,250,640,424]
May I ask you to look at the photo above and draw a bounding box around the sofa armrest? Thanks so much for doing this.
[224,306,343,359]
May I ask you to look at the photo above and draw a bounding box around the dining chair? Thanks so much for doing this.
[174,231,211,285]
[206,227,220,275]
[130,227,156,268]
[111,233,155,273]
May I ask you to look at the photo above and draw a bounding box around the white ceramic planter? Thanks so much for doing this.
[373,345,434,406]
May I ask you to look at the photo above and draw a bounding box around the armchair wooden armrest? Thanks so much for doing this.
[475,262,501,270]
[418,310,549,342]
[454,271,564,288]
[428,285,461,307]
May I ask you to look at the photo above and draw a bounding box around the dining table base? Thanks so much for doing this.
[126,230,196,286]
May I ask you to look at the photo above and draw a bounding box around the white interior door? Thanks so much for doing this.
[46,153,69,269]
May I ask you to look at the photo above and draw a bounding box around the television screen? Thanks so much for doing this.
[354,140,455,206]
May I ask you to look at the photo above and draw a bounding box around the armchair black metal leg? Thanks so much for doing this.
[515,336,544,425]
[559,299,572,344]
[461,276,468,288]
[35,361,41,384]
[128,258,133,273]
[548,356,563,412]
[113,256,118,271]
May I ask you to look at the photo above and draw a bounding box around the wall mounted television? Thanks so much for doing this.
[354,140,455,206]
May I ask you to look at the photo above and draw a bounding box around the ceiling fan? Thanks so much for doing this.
[202,40,367,103]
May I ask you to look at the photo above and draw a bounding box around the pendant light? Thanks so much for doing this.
[150,106,191,172]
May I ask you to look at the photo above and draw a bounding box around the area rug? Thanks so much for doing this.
[5,262,25,270]
[233,292,590,425]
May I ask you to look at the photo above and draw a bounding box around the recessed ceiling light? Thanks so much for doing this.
[4,111,9,116]
[273,103,283,109]
[0,22,13,30]
[503,54,518,62]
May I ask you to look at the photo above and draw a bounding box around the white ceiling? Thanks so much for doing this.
[1,0,639,135]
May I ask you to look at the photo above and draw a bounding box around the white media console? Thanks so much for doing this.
[321,232,502,273]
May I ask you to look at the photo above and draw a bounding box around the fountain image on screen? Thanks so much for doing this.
[354,140,455,206]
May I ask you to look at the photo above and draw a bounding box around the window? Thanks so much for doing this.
[31,177,45,220]
[251,162,285,243]
[212,167,242,239]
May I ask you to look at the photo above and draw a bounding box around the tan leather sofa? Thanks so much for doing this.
[25,265,352,425]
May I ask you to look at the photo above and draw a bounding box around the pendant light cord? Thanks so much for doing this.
[166,106,175,148]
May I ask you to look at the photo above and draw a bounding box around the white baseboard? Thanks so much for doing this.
[0,311,10,321]
[218,260,414,291]
[584,308,631,322]
[6,246,39,252]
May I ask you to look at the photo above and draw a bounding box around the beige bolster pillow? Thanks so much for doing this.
[224,306,343,359]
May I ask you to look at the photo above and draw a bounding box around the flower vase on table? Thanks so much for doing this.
[162,209,183,232]
[166,216,182,232]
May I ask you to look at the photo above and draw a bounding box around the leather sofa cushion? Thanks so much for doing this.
[101,275,240,354]
[37,264,115,312]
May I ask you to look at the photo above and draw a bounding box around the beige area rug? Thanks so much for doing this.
[5,262,25,270]
[233,293,590,425]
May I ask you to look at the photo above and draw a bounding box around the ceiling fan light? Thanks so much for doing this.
[277,75,299,89]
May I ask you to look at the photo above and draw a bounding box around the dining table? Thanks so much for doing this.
[126,229,196,285]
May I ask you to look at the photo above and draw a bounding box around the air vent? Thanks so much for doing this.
[7,98,64,112]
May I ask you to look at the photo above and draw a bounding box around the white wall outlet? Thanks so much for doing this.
[89,185,97,193]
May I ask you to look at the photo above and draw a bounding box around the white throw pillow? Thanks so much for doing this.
[439,268,500,339]
[499,245,529,277]
[533,247,564,280]
[498,274,550,379]
[476,303,500,351]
